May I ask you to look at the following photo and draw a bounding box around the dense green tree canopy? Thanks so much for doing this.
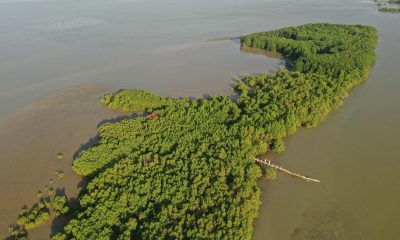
[61,97,263,240]
[52,24,377,240]
[379,7,400,12]
[241,23,377,77]
[100,90,169,112]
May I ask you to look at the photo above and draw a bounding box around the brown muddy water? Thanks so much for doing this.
[0,85,125,239]
[0,0,399,239]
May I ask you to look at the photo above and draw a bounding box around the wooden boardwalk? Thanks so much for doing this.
[255,158,320,183]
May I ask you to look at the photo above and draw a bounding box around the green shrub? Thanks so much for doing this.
[265,168,277,180]
[16,202,50,230]
[53,195,69,216]
[8,225,27,240]
[99,89,170,112]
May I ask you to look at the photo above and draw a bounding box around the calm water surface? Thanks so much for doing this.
[0,0,399,239]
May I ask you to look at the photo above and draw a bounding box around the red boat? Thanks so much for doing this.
[147,113,157,118]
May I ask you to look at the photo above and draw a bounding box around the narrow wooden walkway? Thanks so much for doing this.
[255,158,320,183]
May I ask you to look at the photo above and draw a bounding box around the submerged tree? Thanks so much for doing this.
[53,195,69,217]
[8,225,27,240]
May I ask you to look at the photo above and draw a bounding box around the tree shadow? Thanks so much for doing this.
[72,114,142,160]
[50,215,69,238]
[50,112,143,237]
[49,187,81,238]
[96,113,144,128]
[72,134,99,160]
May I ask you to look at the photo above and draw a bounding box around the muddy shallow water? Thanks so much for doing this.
[0,85,126,239]
[0,0,399,239]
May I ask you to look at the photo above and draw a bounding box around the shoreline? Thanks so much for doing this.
[0,79,276,239]
[0,84,123,239]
